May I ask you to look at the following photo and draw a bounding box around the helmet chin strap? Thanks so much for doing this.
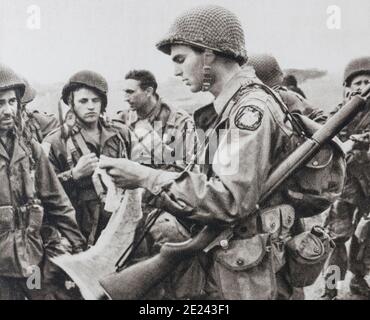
[201,49,214,92]
[69,91,99,128]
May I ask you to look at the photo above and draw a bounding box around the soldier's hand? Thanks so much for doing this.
[99,155,152,189]
[72,153,99,180]
[350,132,370,144]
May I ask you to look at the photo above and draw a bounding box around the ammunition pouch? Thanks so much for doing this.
[213,233,276,299]
[0,204,45,278]
[211,204,295,299]
[148,212,191,253]
[285,225,334,287]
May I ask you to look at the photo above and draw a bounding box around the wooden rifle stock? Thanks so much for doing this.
[100,226,219,300]
[99,86,370,300]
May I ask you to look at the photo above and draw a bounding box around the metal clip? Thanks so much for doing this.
[203,228,234,253]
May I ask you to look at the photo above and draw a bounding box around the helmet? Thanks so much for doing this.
[0,64,25,98]
[62,70,108,111]
[156,5,247,65]
[246,54,283,87]
[283,74,298,87]
[285,115,346,218]
[21,78,37,104]
[343,56,370,87]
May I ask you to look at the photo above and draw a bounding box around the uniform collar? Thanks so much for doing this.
[213,66,260,115]
[142,97,164,124]
[193,103,218,131]
[0,131,30,165]
[71,118,118,149]
[0,130,15,161]
[0,138,9,161]
[11,134,30,165]
[133,98,169,128]
[99,121,118,147]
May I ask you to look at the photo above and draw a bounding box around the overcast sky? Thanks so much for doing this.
[0,0,369,85]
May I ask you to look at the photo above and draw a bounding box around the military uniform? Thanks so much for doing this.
[41,70,133,246]
[0,65,85,300]
[322,56,370,299]
[117,97,198,297]
[140,67,342,299]
[118,98,196,171]
[246,54,325,122]
[23,110,59,143]
[20,78,59,143]
[42,119,131,246]
[0,132,86,300]
[324,101,370,294]
[99,5,344,300]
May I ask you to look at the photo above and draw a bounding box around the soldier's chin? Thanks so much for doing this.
[83,116,99,124]
[189,83,201,93]
[0,120,15,130]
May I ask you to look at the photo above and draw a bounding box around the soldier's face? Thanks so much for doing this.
[123,79,149,111]
[0,89,17,133]
[344,74,370,102]
[170,45,204,92]
[349,74,370,93]
[72,88,102,124]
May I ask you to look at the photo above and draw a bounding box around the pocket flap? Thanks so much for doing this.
[215,234,268,271]
[0,206,15,232]
[280,205,295,230]
[259,206,281,234]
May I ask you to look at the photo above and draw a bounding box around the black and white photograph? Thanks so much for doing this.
[0,0,370,304]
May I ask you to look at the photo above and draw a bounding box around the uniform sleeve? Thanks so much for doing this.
[168,114,199,171]
[33,142,86,250]
[140,92,278,225]
[41,134,76,192]
[33,112,59,139]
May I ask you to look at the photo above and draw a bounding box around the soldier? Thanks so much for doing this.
[246,54,324,121]
[100,5,344,300]
[322,56,370,300]
[0,64,85,300]
[117,70,198,297]
[42,70,131,246]
[283,74,306,98]
[118,69,196,171]
[20,79,59,143]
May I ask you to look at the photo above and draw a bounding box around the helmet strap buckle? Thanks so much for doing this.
[202,49,214,92]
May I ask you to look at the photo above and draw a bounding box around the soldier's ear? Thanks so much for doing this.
[145,86,154,96]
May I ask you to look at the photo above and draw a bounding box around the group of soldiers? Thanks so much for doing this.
[0,4,370,300]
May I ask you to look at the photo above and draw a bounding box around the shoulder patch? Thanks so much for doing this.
[234,105,264,131]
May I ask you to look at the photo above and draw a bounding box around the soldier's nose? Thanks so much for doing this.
[3,104,14,115]
[174,66,182,77]
[87,102,95,110]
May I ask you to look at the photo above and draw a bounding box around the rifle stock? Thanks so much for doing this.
[99,86,370,300]
[100,226,218,300]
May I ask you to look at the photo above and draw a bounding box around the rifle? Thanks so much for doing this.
[58,99,68,139]
[99,84,370,300]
